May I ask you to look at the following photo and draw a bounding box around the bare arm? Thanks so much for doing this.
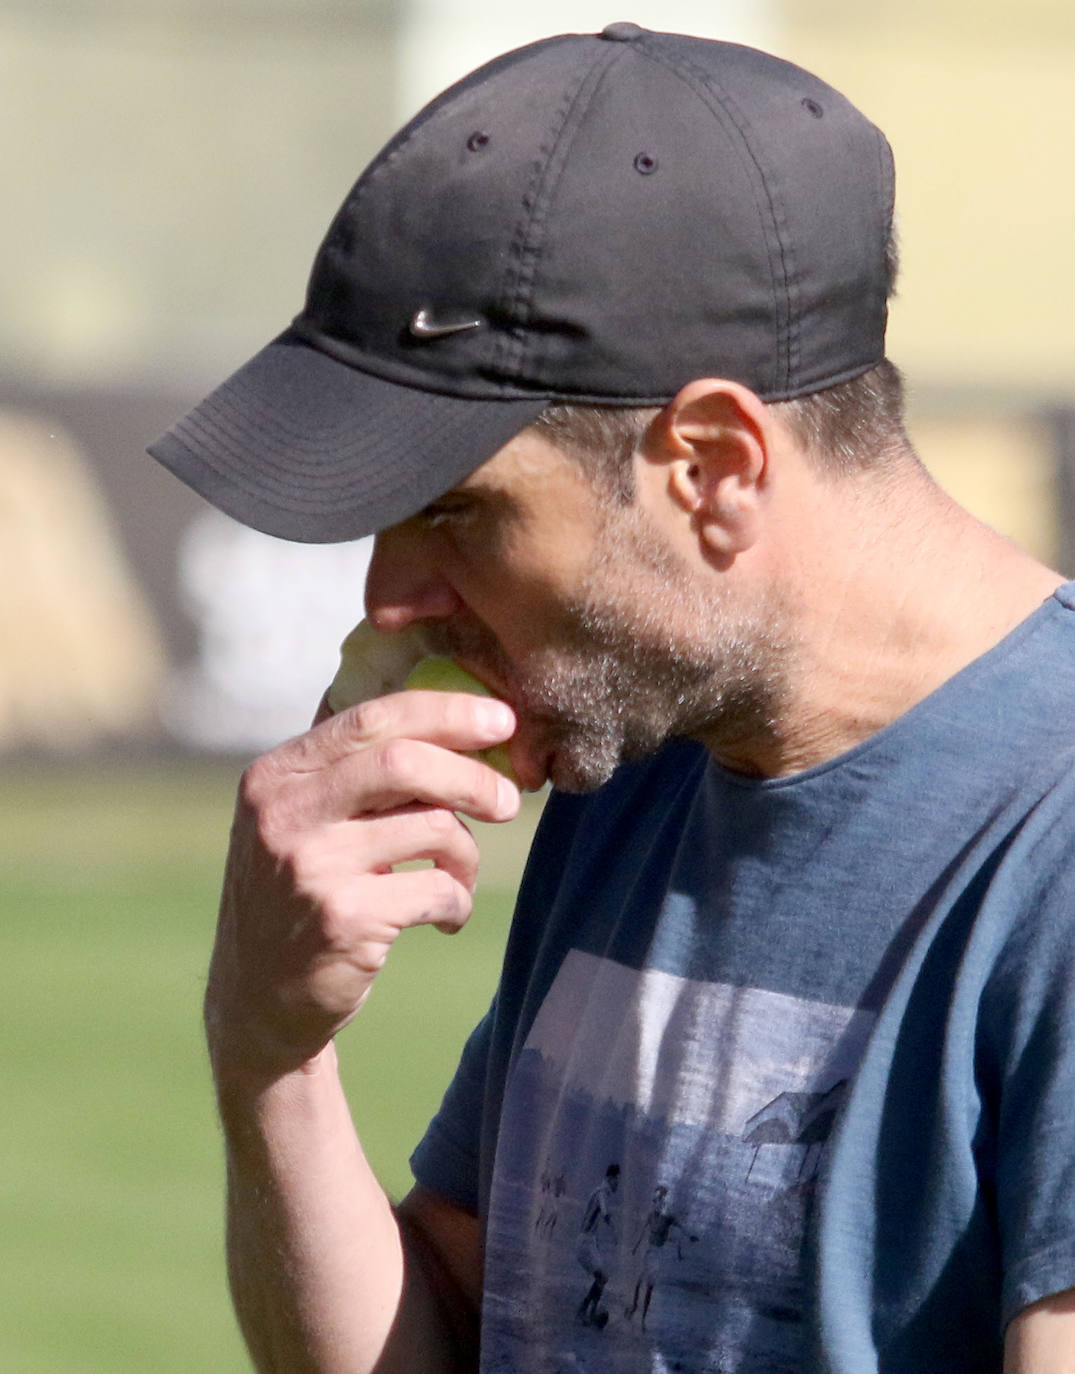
[218,1057,481,1373]
[1004,1290,1075,1373]
[206,689,517,1372]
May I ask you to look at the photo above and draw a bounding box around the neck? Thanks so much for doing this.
[701,461,1064,778]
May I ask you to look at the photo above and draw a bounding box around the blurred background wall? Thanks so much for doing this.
[3,0,1074,757]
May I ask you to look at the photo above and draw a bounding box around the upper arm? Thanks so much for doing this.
[1004,1289,1075,1373]
[375,1185,483,1374]
[397,1184,484,1313]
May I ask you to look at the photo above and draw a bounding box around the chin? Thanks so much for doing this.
[545,743,624,795]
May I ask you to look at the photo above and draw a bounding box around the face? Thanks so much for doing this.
[366,430,786,792]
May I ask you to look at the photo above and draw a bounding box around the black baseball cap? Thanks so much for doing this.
[148,23,895,544]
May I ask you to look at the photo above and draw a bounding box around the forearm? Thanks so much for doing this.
[201,697,512,1371]
[217,1045,470,1374]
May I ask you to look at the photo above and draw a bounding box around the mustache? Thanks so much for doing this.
[423,620,588,729]
[422,620,517,687]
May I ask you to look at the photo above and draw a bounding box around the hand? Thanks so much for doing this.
[204,689,519,1082]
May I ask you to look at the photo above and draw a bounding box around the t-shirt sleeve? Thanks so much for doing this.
[816,775,1075,1363]
[980,788,1075,1327]
[409,1004,495,1213]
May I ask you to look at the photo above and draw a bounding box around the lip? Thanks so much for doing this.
[499,711,554,793]
[454,656,509,701]
[506,733,551,793]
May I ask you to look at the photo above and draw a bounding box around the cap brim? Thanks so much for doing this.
[147,331,549,543]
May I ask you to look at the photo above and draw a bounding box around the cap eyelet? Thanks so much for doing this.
[801,97,824,119]
[634,152,658,175]
[466,130,490,152]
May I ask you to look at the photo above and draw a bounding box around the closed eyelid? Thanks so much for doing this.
[421,499,479,528]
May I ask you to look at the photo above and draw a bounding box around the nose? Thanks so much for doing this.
[364,522,465,632]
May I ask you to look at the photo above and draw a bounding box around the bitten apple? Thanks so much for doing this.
[325,620,427,715]
[326,621,519,784]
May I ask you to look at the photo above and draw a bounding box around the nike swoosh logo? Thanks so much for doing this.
[409,308,484,339]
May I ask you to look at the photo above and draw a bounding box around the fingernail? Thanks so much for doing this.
[486,701,515,735]
[497,775,519,813]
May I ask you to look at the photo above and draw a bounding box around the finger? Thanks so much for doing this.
[322,864,475,945]
[262,865,476,1053]
[373,864,475,935]
[348,735,519,820]
[326,804,481,892]
[287,736,520,827]
[303,688,517,768]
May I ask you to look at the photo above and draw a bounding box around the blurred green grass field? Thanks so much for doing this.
[0,760,541,1373]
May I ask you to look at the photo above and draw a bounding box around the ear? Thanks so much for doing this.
[651,379,772,565]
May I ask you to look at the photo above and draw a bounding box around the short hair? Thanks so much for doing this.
[530,226,912,484]
[528,403,655,501]
[772,356,911,474]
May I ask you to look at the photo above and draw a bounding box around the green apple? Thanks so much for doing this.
[404,656,493,696]
[405,656,518,784]
[326,622,519,784]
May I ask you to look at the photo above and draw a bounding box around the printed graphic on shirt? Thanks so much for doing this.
[482,951,875,1374]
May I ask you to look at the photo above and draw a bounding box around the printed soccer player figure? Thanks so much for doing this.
[575,1163,620,1328]
[624,1185,699,1332]
[535,1159,568,1238]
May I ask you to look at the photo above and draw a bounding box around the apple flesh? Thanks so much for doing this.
[325,620,427,715]
[326,622,519,785]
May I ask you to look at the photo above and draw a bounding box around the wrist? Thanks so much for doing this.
[204,980,340,1081]
[210,1035,342,1113]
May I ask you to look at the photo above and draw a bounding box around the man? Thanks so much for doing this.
[576,1163,620,1328]
[623,1184,697,1333]
[148,24,1075,1373]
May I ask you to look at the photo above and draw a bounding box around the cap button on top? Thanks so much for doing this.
[601,21,644,41]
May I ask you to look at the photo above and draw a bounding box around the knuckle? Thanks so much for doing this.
[343,695,391,740]
[317,894,356,950]
[285,837,326,893]
[375,736,420,785]
[239,755,276,810]
[239,746,306,819]
[423,864,452,899]
[254,795,299,851]
[422,806,458,843]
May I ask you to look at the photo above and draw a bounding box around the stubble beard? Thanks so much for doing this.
[522,519,788,792]
[428,498,789,793]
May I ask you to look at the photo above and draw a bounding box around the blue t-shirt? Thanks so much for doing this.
[412,583,1075,1372]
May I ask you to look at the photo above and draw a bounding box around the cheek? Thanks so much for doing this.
[461,550,584,640]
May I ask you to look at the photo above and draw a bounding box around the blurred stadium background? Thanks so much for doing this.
[3,1,1074,1368]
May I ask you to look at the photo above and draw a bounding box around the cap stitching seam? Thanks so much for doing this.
[311,62,503,333]
[637,41,794,393]
[493,44,626,383]
[176,394,542,511]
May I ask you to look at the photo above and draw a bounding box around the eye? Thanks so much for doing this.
[419,497,480,531]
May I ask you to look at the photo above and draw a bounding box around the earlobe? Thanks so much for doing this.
[698,502,759,564]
